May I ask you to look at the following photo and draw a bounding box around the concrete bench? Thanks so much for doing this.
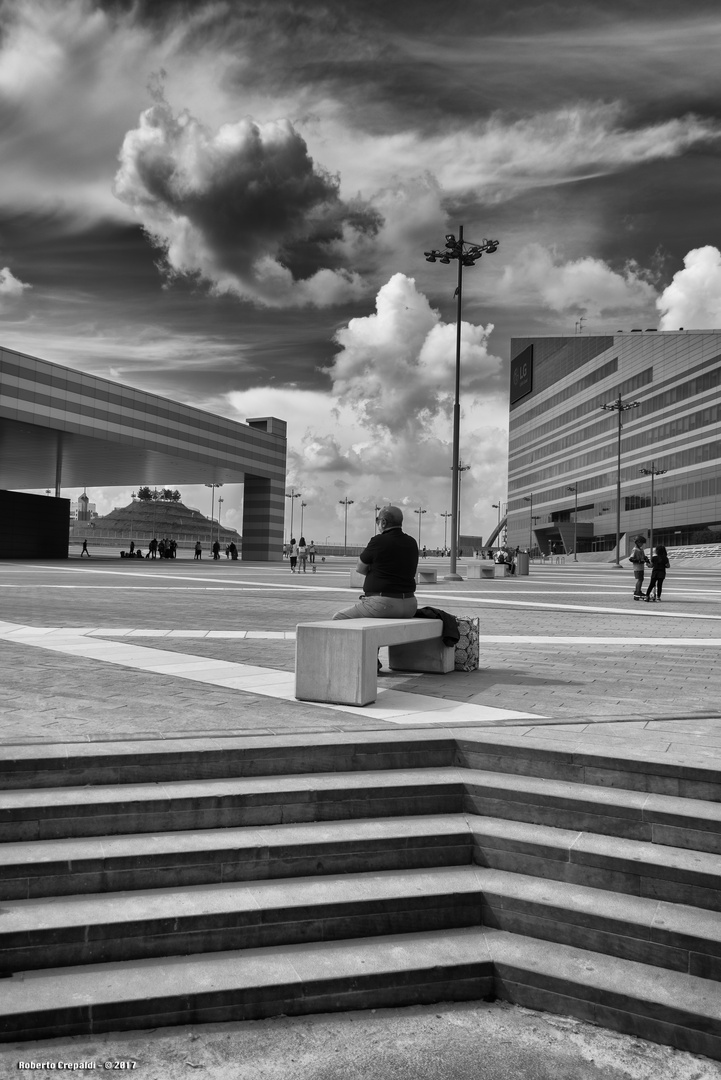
[295,618,455,706]
[494,563,512,578]
[466,564,494,579]
[417,568,437,584]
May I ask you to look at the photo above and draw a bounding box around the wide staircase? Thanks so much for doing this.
[1,728,719,1059]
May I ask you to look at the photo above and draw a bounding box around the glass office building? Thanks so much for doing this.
[506,331,721,555]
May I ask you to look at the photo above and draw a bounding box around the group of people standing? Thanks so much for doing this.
[286,538,316,572]
[629,537,670,601]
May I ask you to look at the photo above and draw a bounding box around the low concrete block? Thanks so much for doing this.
[466,564,495,579]
[417,568,438,584]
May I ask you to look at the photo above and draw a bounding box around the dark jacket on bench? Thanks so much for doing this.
[415,606,460,646]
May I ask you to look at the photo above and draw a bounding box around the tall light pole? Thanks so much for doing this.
[414,506,427,546]
[601,395,641,566]
[300,501,307,537]
[567,485,578,561]
[217,497,224,541]
[205,483,223,546]
[339,498,354,555]
[450,459,471,550]
[640,463,667,553]
[285,487,301,542]
[441,511,452,553]
[425,227,499,579]
[374,504,381,535]
[523,494,534,553]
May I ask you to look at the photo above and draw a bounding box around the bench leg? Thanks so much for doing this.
[295,626,378,706]
[388,638,455,673]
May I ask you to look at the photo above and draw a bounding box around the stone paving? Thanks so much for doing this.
[0,555,720,748]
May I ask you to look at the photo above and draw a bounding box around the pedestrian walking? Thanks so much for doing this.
[80,538,90,557]
[129,540,135,556]
[628,536,651,599]
[289,538,298,573]
[194,540,202,560]
[149,537,158,560]
[308,541,316,564]
[298,537,308,573]
[212,540,220,560]
[644,545,670,602]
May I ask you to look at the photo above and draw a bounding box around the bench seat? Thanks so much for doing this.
[295,618,454,706]
[417,568,438,584]
[466,564,494,579]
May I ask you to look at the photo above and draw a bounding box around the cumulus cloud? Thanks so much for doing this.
[495,243,658,317]
[657,246,721,329]
[114,99,383,306]
[0,266,31,297]
[328,273,502,435]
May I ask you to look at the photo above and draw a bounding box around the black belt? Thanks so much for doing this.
[365,592,415,599]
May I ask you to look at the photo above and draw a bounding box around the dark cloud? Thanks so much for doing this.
[114,99,383,305]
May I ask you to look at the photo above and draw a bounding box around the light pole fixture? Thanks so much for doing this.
[339,497,354,556]
[217,496,224,534]
[450,459,471,550]
[567,485,578,562]
[601,395,641,566]
[205,483,224,546]
[639,463,667,553]
[374,504,381,534]
[441,511,452,552]
[300,502,307,537]
[285,487,301,542]
[523,494,534,553]
[425,226,499,580]
[414,506,427,546]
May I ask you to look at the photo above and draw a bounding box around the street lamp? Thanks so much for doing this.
[414,506,427,546]
[639,463,667,553]
[441,511,452,553]
[601,395,641,566]
[205,483,223,546]
[339,497,354,556]
[424,226,499,579]
[450,459,471,551]
[285,487,301,542]
[567,485,578,562]
[523,494,534,553]
[217,496,224,537]
[300,501,307,537]
[374,505,381,535]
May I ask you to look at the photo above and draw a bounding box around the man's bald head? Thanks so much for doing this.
[377,505,403,530]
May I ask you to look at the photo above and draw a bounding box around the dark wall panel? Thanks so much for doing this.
[0,491,69,559]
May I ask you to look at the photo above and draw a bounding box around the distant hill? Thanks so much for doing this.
[71,500,241,545]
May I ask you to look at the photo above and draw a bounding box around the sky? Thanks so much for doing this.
[3,0,721,546]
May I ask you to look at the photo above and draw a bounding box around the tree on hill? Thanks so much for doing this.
[136,487,181,502]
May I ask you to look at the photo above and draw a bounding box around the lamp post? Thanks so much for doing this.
[285,487,301,542]
[217,497,224,541]
[601,395,641,566]
[567,485,578,561]
[441,511,452,553]
[300,501,307,537]
[639,463,667,553]
[523,494,534,553]
[424,227,499,579]
[205,483,223,546]
[339,497,354,556]
[450,459,471,551]
[374,505,381,535]
[414,506,427,546]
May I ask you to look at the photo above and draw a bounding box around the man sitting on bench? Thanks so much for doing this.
[333,505,418,628]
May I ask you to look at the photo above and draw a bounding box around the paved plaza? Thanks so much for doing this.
[1,554,720,748]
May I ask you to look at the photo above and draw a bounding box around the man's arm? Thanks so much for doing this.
[355,560,369,576]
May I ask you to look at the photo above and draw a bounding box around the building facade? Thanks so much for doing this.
[506,331,721,556]
[0,346,287,560]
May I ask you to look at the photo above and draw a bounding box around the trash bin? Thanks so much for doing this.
[516,551,530,576]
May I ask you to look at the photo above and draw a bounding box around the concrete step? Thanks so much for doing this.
[2,927,719,1060]
[3,729,720,801]
[0,814,473,900]
[469,815,721,912]
[4,764,720,851]
[3,861,720,982]
[0,768,466,842]
[0,866,482,973]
